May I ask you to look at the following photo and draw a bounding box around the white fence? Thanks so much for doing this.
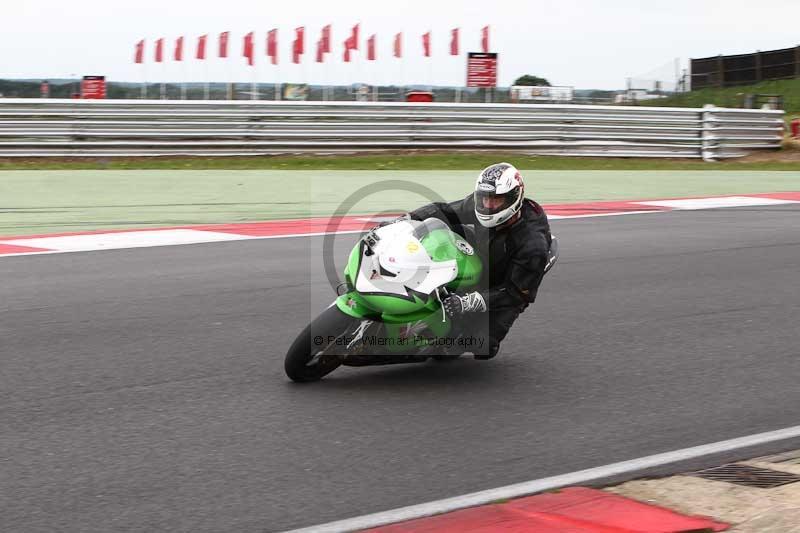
[0,99,784,160]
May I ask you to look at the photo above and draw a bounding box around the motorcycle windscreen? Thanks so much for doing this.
[356,239,457,297]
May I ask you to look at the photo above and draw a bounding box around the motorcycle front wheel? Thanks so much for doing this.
[284,305,356,382]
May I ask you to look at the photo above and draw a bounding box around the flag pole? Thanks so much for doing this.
[200,35,209,99]
[227,52,232,100]
[222,32,232,100]
[161,58,166,99]
[252,60,257,100]
[250,32,257,100]
[275,60,281,101]
[429,51,433,93]
[402,35,406,101]
[400,37,405,101]
[274,30,281,101]
[323,50,328,101]
[371,35,378,102]
[182,46,187,100]
[160,43,166,100]
[141,62,147,99]
[371,37,376,102]
[204,59,210,100]
[426,31,433,93]
[254,39,260,101]
[275,49,281,101]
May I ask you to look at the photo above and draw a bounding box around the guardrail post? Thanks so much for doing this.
[701,104,719,161]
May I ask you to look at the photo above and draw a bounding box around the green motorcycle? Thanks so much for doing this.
[284,217,558,382]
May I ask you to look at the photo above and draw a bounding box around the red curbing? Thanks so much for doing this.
[189,215,377,237]
[0,214,379,242]
[748,191,800,201]
[544,200,665,217]
[364,487,728,533]
[1,193,798,257]
[0,243,50,254]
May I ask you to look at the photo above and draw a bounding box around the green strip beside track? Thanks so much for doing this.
[1,170,799,236]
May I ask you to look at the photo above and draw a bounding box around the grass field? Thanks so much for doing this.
[2,169,799,236]
[1,152,800,171]
[652,78,800,115]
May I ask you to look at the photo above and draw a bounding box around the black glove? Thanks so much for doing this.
[442,292,487,317]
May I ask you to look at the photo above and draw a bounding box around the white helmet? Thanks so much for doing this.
[474,162,525,228]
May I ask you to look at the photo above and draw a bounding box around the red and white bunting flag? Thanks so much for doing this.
[321,24,331,54]
[196,35,207,60]
[422,32,431,57]
[293,27,305,63]
[367,34,376,61]
[134,39,145,64]
[393,32,402,58]
[219,31,229,58]
[343,40,351,62]
[450,28,459,55]
[350,23,359,50]
[481,25,489,53]
[243,32,254,66]
[174,36,184,61]
[316,39,324,63]
[267,29,278,65]
[155,38,164,62]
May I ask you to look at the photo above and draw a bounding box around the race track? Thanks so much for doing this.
[2,204,800,532]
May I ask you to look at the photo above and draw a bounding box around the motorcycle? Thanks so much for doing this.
[284,217,558,382]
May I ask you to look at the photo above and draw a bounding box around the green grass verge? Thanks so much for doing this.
[652,78,800,114]
[2,169,799,236]
[1,153,800,171]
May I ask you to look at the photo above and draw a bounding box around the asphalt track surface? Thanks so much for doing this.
[2,205,800,532]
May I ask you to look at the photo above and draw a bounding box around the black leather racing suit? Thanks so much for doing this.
[410,194,552,358]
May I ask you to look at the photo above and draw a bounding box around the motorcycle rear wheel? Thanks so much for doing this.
[284,305,355,382]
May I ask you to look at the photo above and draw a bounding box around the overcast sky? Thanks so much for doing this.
[3,0,800,89]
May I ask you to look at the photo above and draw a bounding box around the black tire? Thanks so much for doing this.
[284,305,356,382]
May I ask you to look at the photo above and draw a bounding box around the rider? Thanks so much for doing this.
[406,162,553,359]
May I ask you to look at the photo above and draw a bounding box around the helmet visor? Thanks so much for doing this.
[474,188,521,216]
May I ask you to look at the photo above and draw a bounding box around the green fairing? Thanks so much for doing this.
[420,229,482,290]
[339,225,483,320]
[335,291,452,352]
[381,314,452,352]
[335,291,378,319]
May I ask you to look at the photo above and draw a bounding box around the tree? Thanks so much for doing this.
[513,75,551,87]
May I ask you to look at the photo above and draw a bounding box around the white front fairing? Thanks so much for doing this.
[354,221,458,297]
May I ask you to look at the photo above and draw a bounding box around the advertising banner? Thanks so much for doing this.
[283,84,309,101]
[81,76,107,99]
[510,85,574,102]
[467,52,497,88]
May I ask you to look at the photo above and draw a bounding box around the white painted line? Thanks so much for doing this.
[0,230,364,259]
[355,216,401,223]
[236,229,365,240]
[636,196,799,210]
[0,211,657,258]
[0,250,68,258]
[284,424,800,533]
[0,229,249,253]
[548,210,666,220]
[2,196,797,259]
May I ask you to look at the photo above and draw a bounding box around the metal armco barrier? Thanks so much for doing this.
[0,99,784,160]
